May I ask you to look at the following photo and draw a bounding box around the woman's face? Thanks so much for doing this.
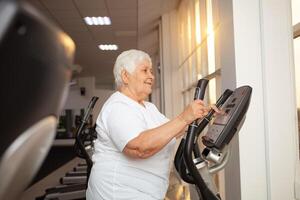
[123,59,154,100]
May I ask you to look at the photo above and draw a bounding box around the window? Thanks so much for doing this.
[176,0,222,197]
[178,0,219,105]
[292,0,300,155]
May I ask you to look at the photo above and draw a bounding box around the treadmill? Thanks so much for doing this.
[174,79,252,200]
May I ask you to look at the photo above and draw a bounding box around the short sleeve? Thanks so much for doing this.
[147,102,169,123]
[104,102,146,151]
[158,112,169,123]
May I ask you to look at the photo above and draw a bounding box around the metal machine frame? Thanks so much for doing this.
[175,79,252,200]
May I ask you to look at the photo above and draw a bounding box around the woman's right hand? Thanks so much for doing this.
[178,99,210,125]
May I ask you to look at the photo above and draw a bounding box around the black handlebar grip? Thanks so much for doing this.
[174,79,209,183]
[188,79,209,163]
[205,89,233,120]
[82,96,99,123]
[215,89,233,107]
[90,96,99,109]
[190,79,209,135]
[194,79,209,100]
[194,89,233,138]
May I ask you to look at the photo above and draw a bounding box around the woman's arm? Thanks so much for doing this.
[123,99,209,159]
[123,116,187,158]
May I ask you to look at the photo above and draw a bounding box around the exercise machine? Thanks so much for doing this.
[0,0,75,199]
[174,79,252,200]
[58,96,98,186]
[40,97,98,200]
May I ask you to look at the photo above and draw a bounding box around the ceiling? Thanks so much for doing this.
[27,0,180,88]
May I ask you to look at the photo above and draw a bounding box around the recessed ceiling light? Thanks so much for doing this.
[98,44,118,51]
[84,16,111,25]
[103,17,111,25]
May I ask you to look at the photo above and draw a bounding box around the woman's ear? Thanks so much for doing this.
[121,69,129,85]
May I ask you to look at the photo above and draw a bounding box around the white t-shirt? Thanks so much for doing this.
[86,91,176,200]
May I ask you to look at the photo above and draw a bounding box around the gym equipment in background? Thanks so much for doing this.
[38,96,99,200]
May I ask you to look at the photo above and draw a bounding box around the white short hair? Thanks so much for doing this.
[113,49,152,88]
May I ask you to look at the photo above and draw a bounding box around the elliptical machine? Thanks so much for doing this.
[74,96,99,181]
[39,97,99,200]
[174,79,252,200]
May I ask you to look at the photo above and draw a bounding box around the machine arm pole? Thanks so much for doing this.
[184,89,232,200]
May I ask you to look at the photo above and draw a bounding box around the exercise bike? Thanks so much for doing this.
[174,79,252,200]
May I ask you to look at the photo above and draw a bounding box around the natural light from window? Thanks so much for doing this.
[292,0,300,25]
[294,37,300,109]
[291,0,300,149]
[206,0,216,103]
[195,0,201,44]
[292,0,300,109]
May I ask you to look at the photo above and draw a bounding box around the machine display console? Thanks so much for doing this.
[202,86,252,150]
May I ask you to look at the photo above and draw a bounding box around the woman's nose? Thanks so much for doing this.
[148,71,154,79]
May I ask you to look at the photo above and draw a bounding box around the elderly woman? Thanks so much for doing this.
[86,49,213,200]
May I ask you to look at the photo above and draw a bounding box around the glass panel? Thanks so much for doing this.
[209,77,217,104]
[195,0,201,45]
[188,58,193,87]
[179,21,184,65]
[174,0,222,198]
[294,37,300,135]
[187,7,192,56]
[294,37,300,109]
[190,88,195,102]
[183,63,189,90]
[201,40,209,76]
[189,0,196,51]
[292,0,300,25]
[206,0,216,74]
[183,2,188,59]
[196,45,202,77]
[180,66,185,92]
[292,0,300,157]
[184,91,190,106]
[191,53,198,84]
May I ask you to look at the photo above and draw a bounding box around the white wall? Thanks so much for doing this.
[161,9,204,200]
[219,0,299,200]
[161,11,182,119]
[64,77,95,112]
[63,77,114,123]
[294,37,300,109]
